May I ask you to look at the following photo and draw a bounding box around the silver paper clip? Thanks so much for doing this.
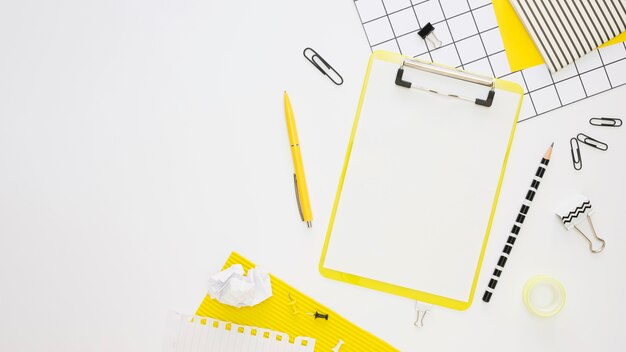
[589,117,622,127]
[303,47,343,85]
[577,133,608,151]
[570,137,582,170]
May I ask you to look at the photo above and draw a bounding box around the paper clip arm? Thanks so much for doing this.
[573,217,606,253]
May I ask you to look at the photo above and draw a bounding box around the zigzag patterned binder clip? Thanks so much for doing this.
[555,194,606,253]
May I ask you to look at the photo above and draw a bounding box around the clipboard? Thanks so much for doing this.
[319,51,523,310]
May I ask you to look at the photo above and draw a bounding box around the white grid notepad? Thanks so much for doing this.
[353,0,626,121]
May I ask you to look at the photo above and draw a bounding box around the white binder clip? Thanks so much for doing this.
[555,194,606,253]
[414,301,432,328]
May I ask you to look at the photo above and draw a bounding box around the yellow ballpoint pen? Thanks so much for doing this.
[284,91,313,228]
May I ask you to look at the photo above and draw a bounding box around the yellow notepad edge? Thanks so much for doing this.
[318,50,523,311]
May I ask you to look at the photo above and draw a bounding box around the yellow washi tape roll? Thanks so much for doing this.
[523,275,566,317]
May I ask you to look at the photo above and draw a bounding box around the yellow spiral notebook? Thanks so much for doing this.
[319,51,523,310]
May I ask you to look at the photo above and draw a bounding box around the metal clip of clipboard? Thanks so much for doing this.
[395,59,496,107]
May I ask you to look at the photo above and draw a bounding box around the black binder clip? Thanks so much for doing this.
[303,47,343,85]
[576,133,608,151]
[570,137,582,170]
[417,22,442,48]
[589,117,622,127]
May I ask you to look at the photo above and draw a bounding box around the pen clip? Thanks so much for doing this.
[293,174,304,221]
[576,133,608,151]
[303,47,344,85]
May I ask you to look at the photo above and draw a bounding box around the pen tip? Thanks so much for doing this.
[306,221,312,228]
[551,142,554,147]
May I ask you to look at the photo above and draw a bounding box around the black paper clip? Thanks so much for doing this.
[303,47,343,85]
[589,117,622,127]
[570,138,582,170]
[577,133,608,151]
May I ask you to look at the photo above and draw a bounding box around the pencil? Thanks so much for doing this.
[482,143,553,303]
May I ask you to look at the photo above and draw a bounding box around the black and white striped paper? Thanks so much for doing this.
[510,0,626,72]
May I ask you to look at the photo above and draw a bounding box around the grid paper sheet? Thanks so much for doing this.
[354,0,626,122]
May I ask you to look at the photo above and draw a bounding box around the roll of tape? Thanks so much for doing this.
[523,275,566,317]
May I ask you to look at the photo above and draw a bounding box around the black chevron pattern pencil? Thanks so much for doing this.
[482,143,554,303]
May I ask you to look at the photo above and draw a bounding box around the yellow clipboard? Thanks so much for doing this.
[319,51,523,310]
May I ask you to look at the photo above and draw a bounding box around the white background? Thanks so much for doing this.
[0,1,625,351]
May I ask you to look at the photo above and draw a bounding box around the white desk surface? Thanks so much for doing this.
[1,1,624,351]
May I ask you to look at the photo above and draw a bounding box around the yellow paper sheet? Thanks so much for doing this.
[196,252,398,352]
[492,0,626,72]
